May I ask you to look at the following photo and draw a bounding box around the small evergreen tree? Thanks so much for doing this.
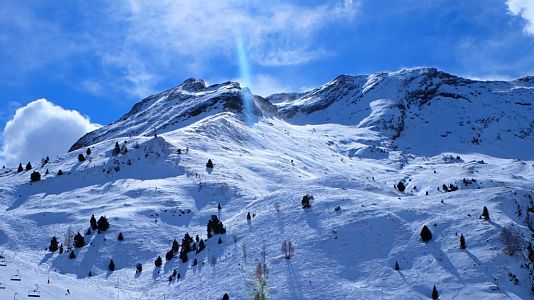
[432,285,439,299]
[73,232,85,248]
[112,142,121,156]
[90,214,97,230]
[218,203,221,210]
[206,159,214,168]
[301,194,313,209]
[85,228,91,235]
[218,237,223,244]
[179,249,188,263]
[395,181,406,192]
[108,259,115,271]
[86,148,91,156]
[172,239,179,253]
[154,256,162,267]
[118,232,124,241]
[97,216,110,232]
[69,250,76,259]
[17,163,23,172]
[247,212,251,221]
[207,214,226,238]
[420,225,433,243]
[49,236,59,252]
[197,239,206,253]
[57,169,63,175]
[30,171,41,182]
[222,293,229,300]
[120,145,128,155]
[26,162,32,171]
[136,263,143,273]
[166,249,174,261]
[78,153,85,162]
[192,258,198,266]
[394,261,400,271]
[59,244,64,254]
[481,206,490,220]
[459,234,466,249]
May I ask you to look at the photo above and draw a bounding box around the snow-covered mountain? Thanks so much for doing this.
[1,68,533,299]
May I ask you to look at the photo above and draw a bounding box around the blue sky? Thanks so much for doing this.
[0,0,533,165]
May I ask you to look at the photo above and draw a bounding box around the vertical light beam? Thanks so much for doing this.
[236,37,255,125]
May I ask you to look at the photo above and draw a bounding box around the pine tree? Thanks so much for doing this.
[90,214,97,230]
[218,203,221,210]
[301,195,313,209]
[206,159,214,168]
[192,258,198,266]
[394,261,400,271]
[247,212,251,221]
[197,239,206,253]
[432,285,439,299]
[78,153,85,162]
[179,249,188,263]
[112,142,121,156]
[118,232,124,241]
[172,239,179,253]
[136,263,143,273]
[218,237,223,244]
[481,206,490,220]
[395,181,406,192]
[26,162,32,171]
[166,249,174,261]
[73,232,85,248]
[207,214,226,238]
[17,163,23,172]
[108,259,115,271]
[86,148,91,156]
[86,228,91,235]
[57,169,63,175]
[222,293,229,300]
[59,244,64,254]
[97,216,110,232]
[30,171,41,182]
[69,250,76,259]
[49,236,59,252]
[459,234,466,249]
[420,225,433,243]
[154,256,162,267]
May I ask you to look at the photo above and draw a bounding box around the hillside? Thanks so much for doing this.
[1,68,533,299]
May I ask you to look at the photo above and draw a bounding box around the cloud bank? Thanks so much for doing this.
[507,0,534,35]
[1,99,100,166]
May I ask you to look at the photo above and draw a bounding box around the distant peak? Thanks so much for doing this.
[180,78,207,92]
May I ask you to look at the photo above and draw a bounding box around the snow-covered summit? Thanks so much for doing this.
[69,79,276,151]
[276,68,534,159]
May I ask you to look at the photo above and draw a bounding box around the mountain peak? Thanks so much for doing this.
[179,78,207,92]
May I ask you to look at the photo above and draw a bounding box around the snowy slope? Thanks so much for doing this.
[273,68,534,160]
[1,68,533,299]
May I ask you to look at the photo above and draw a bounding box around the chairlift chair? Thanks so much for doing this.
[0,281,6,289]
[28,285,40,297]
[10,270,21,281]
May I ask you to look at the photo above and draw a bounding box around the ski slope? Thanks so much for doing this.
[1,68,533,299]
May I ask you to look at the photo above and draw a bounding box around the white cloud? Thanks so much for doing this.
[94,0,358,95]
[0,99,100,166]
[507,0,534,35]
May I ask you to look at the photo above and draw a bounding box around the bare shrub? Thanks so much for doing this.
[501,225,523,256]
[281,240,295,259]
